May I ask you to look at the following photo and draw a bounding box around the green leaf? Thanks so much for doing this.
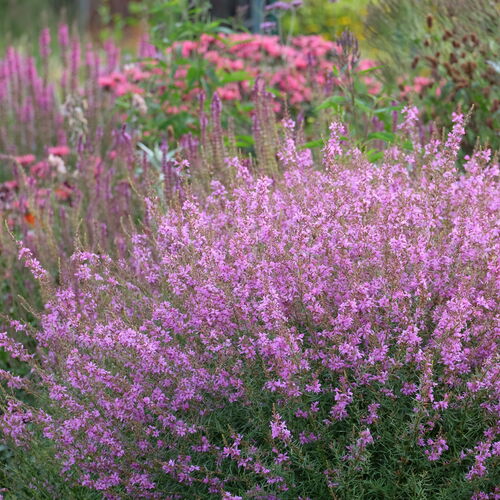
[266,87,283,98]
[354,98,375,114]
[366,149,384,163]
[374,105,403,115]
[403,140,414,151]
[216,26,234,35]
[235,135,255,147]
[357,65,383,75]
[186,66,203,85]
[299,139,325,149]
[315,95,346,111]
[236,102,254,112]
[367,131,396,143]
[218,71,253,84]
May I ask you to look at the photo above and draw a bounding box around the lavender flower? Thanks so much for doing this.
[265,1,293,11]
[260,21,277,31]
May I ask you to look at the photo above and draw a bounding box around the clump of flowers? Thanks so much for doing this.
[104,32,380,142]
[104,32,378,105]
[1,110,498,498]
[0,25,133,157]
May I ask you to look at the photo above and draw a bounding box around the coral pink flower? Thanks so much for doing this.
[181,40,198,58]
[14,155,36,165]
[54,185,73,201]
[3,180,18,190]
[98,76,115,89]
[413,76,433,93]
[219,85,241,100]
[48,146,70,156]
[30,161,50,178]
[357,59,378,72]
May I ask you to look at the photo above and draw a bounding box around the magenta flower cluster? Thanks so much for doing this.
[1,110,499,498]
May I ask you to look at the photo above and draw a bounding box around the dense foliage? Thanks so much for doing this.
[366,0,500,153]
[0,1,498,499]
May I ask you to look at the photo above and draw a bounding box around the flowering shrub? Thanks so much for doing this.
[108,31,381,143]
[1,111,498,498]
[0,21,386,322]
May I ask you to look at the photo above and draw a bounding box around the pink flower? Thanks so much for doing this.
[357,59,377,71]
[48,145,70,156]
[413,76,433,93]
[98,76,115,89]
[30,161,50,178]
[14,154,36,165]
[219,85,241,100]
[425,437,448,461]
[266,1,293,11]
[270,413,292,442]
[3,180,18,190]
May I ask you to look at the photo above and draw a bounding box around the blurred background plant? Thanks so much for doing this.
[0,0,75,50]
[103,0,398,151]
[285,0,371,42]
[366,0,500,154]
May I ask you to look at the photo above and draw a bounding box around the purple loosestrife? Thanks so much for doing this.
[1,114,499,498]
[0,25,127,156]
[270,413,292,442]
[260,22,277,32]
[265,2,293,12]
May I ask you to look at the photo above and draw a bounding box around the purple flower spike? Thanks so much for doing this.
[265,1,292,12]
[260,21,277,31]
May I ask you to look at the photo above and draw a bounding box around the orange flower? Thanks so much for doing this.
[24,212,36,225]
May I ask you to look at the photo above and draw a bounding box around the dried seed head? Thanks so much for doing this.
[425,56,438,68]
[336,29,360,70]
[443,30,453,41]
[444,62,454,77]
[461,61,477,77]
[426,14,433,28]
